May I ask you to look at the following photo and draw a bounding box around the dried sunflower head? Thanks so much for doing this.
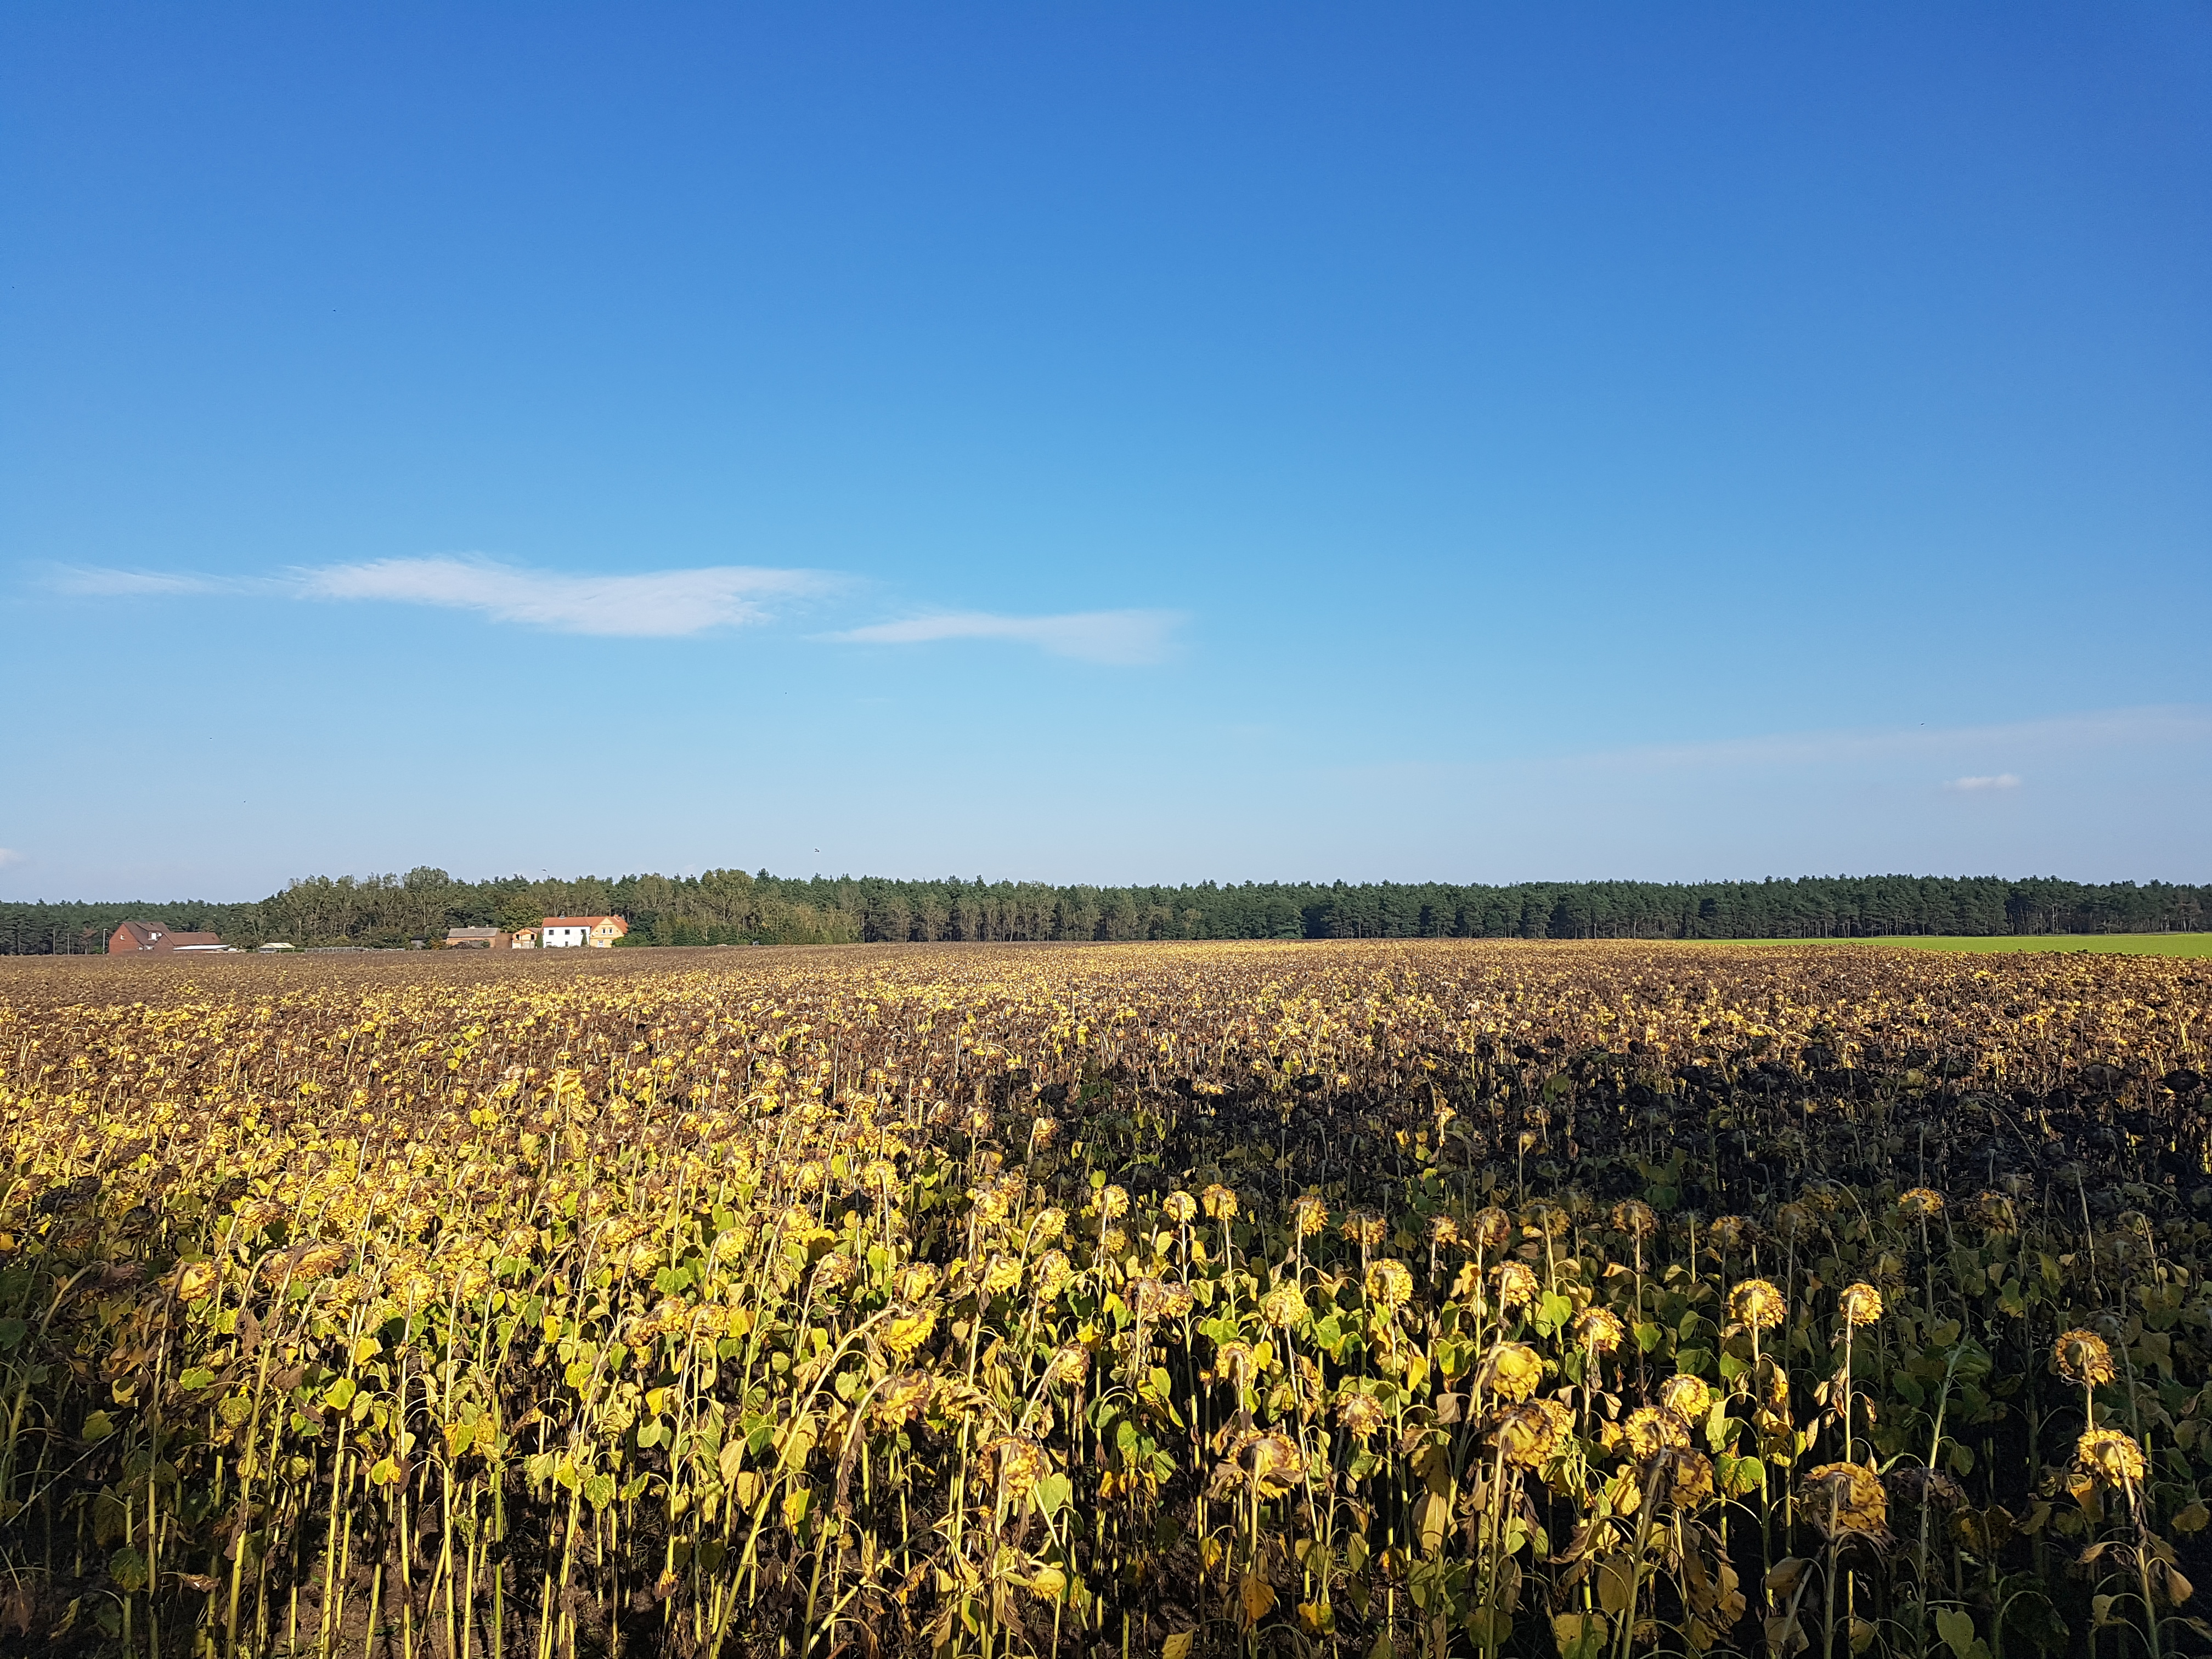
[983,1436,1048,1502]
[1491,1402,1561,1470]
[1803,1462,1888,1537]
[1342,1209,1387,1249]
[1707,1215,1749,1252]
[1470,1206,1513,1249]
[2074,1429,2146,1489]
[1618,1406,1692,1462]
[1292,1194,1329,1237]
[1898,1188,1945,1220]
[873,1370,933,1430]
[1657,1373,1713,1424]
[1365,1259,1413,1312]
[1032,1249,1074,1301]
[1334,1390,1388,1443]
[1477,1341,1545,1403]
[1773,1202,1816,1240]
[1968,1191,2016,1234]
[1161,1191,1198,1224]
[1611,1199,1658,1240]
[882,1304,939,1363]
[1260,1284,1308,1330]
[1657,1448,1716,1511]
[1838,1283,1884,1329]
[1245,1431,1303,1498]
[1201,1183,1238,1222]
[1729,1279,1786,1331]
[2053,1329,2117,1388]
[896,1262,941,1302]
[174,1260,220,1302]
[1043,1343,1090,1387]
[1492,1260,1539,1311]
[1429,1215,1462,1250]
[1571,1306,1626,1354]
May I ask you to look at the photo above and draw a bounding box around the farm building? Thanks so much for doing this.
[108,920,230,955]
[539,916,628,948]
[444,927,511,950]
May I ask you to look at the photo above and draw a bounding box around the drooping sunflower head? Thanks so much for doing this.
[1657,1373,1714,1424]
[1491,1402,1561,1470]
[1162,1191,1198,1224]
[1803,1462,1888,1538]
[1657,1448,1716,1511]
[1429,1215,1462,1251]
[1334,1390,1388,1443]
[1342,1208,1387,1249]
[1260,1283,1307,1330]
[873,1370,934,1430]
[1611,1199,1658,1240]
[1365,1259,1414,1313]
[1246,1430,1304,1498]
[1571,1306,1626,1354]
[174,1259,221,1303]
[1620,1405,1692,1463]
[1730,1278,1786,1331]
[2053,1328,2117,1388]
[1292,1194,1329,1237]
[1838,1282,1884,1329]
[1898,1187,1945,1221]
[882,1303,939,1363]
[1033,1249,1074,1301]
[2074,1429,2146,1489]
[897,1262,941,1302]
[1201,1183,1238,1222]
[1043,1343,1090,1387]
[984,1435,1049,1502]
[1492,1260,1539,1311]
[1478,1341,1545,1403]
[1470,1206,1513,1249]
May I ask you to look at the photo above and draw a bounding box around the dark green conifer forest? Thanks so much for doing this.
[3,869,2206,952]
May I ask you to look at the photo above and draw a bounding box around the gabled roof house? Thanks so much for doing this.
[109,919,229,955]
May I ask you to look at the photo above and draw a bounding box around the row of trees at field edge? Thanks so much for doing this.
[2,870,2208,953]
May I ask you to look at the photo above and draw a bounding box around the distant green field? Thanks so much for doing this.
[1716,933,2212,957]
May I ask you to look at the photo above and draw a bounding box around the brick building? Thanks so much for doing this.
[108,919,229,955]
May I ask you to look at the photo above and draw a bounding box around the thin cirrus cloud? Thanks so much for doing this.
[52,555,825,635]
[819,609,1186,665]
[1945,773,2023,792]
[294,556,829,636]
[49,559,1178,660]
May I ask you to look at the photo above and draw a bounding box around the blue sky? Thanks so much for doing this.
[3,4,2208,900]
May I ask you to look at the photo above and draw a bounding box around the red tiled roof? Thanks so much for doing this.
[540,916,624,928]
[110,919,224,951]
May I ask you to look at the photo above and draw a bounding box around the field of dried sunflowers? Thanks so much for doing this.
[2,940,2209,1659]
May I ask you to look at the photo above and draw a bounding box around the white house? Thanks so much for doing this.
[539,916,628,949]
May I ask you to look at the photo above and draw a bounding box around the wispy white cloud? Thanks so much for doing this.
[295,556,827,636]
[1946,773,2022,792]
[52,567,257,597]
[0,848,22,870]
[49,557,1184,656]
[821,609,1185,665]
[52,556,831,637]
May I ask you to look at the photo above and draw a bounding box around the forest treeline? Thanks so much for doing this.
[3,868,2208,952]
